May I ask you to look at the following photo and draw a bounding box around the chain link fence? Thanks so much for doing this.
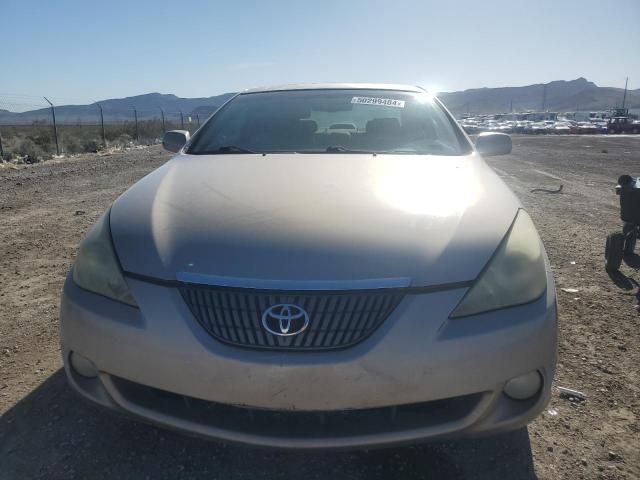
[0,95,210,162]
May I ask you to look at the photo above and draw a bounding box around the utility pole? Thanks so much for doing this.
[131,105,139,141]
[622,77,629,110]
[95,102,106,146]
[160,108,166,134]
[43,97,60,156]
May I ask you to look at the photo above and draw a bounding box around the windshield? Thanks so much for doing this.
[186,89,472,156]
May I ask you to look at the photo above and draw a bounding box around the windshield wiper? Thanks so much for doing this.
[201,145,261,154]
[325,146,377,154]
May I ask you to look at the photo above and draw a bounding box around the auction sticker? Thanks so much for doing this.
[351,96,405,108]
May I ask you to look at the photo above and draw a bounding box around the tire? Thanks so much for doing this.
[605,233,625,271]
[624,231,636,256]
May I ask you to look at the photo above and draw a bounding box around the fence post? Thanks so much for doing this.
[196,114,200,127]
[43,97,60,156]
[180,111,184,130]
[96,102,106,146]
[160,108,166,134]
[0,132,4,159]
[132,105,139,141]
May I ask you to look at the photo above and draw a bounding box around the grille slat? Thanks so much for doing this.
[341,294,365,346]
[224,292,246,344]
[243,292,264,346]
[292,295,309,348]
[197,290,216,336]
[333,295,355,346]
[363,295,386,334]
[179,285,404,351]
[349,295,376,344]
[234,292,255,345]
[222,291,240,343]
[324,296,347,348]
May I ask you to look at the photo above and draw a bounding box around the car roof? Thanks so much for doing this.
[241,83,427,94]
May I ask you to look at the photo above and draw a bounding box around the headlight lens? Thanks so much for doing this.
[72,210,137,307]
[450,209,546,318]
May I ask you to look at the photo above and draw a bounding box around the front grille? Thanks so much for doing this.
[179,285,404,350]
[110,375,484,440]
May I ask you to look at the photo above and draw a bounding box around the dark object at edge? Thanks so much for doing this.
[606,175,639,271]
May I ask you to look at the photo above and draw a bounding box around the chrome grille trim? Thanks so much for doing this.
[179,285,405,351]
[175,272,412,290]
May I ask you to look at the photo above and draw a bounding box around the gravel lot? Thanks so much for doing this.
[1,136,639,479]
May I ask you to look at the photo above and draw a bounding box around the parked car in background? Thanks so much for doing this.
[591,121,608,134]
[577,122,598,135]
[608,117,640,134]
[481,120,500,132]
[515,121,532,133]
[552,122,571,135]
[543,121,555,133]
[567,121,580,134]
[460,121,479,134]
[498,122,514,133]
[530,122,548,134]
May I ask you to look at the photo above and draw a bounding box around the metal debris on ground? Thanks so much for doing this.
[560,288,580,293]
[608,451,623,462]
[531,184,563,194]
[557,386,586,401]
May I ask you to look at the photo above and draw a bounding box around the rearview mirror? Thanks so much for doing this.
[475,132,512,156]
[162,130,190,153]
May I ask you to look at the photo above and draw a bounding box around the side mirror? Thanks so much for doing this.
[475,132,512,156]
[162,130,190,153]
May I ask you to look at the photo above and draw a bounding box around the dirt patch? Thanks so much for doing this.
[1,137,639,479]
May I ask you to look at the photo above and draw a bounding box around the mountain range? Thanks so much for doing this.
[438,78,639,116]
[0,92,236,124]
[0,78,637,124]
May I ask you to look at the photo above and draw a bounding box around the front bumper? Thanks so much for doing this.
[60,272,557,449]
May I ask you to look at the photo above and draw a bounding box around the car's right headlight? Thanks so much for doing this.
[450,209,547,318]
[72,210,137,307]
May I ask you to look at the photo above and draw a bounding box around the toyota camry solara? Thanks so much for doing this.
[60,84,557,448]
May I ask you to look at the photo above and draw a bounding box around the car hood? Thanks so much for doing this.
[111,153,520,287]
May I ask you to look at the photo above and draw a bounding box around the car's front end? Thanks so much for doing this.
[60,84,557,449]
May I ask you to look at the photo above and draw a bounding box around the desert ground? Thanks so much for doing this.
[1,136,639,479]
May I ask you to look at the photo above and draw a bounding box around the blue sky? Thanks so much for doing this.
[1,0,639,106]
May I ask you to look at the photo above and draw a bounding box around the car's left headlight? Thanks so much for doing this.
[72,210,137,307]
[450,209,547,318]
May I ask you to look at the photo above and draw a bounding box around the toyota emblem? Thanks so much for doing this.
[261,304,309,336]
